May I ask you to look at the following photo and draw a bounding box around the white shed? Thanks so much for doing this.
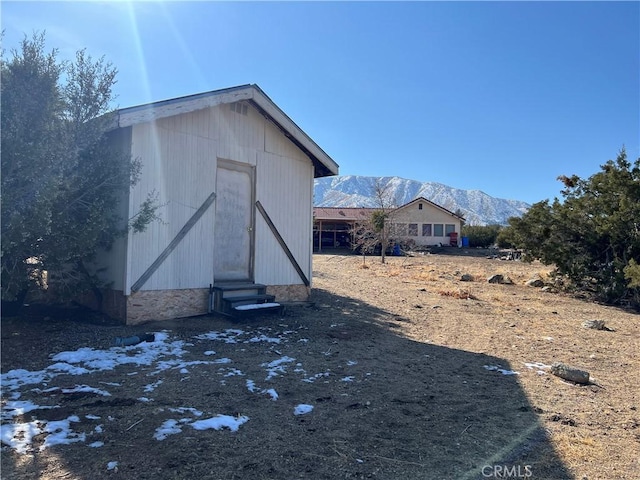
[98,84,338,324]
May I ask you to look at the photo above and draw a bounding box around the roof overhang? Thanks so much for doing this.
[313,207,378,221]
[110,84,338,178]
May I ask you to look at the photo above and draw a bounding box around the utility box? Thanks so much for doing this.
[449,232,458,246]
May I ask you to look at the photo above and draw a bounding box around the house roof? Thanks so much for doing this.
[395,197,465,221]
[313,207,378,221]
[314,197,465,222]
[110,84,339,178]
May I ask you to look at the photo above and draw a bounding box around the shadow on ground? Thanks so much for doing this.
[1,287,573,480]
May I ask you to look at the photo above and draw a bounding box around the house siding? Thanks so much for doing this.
[389,201,462,247]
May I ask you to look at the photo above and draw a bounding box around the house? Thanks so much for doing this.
[97,84,338,324]
[386,197,465,247]
[313,197,464,251]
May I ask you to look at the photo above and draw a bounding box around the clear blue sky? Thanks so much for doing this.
[3,1,638,204]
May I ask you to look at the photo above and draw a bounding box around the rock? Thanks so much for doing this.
[460,273,474,282]
[525,278,545,288]
[550,363,590,384]
[549,413,577,426]
[582,319,606,330]
[487,274,513,284]
[541,286,554,293]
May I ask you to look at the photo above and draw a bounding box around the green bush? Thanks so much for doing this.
[461,224,502,248]
[1,33,159,305]
[496,226,517,249]
[508,148,640,308]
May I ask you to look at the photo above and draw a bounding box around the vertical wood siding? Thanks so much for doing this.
[127,121,217,292]
[125,102,312,292]
[255,123,314,286]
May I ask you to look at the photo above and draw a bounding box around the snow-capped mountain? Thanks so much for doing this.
[314,175,530,226]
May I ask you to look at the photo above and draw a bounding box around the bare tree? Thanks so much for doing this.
[350,179,398,264]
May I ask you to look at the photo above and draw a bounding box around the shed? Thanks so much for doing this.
[98,84,338,324]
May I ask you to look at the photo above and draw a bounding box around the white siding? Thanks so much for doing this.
[125,101,314,292]
[254,145,314,286]
[126,119,217,292]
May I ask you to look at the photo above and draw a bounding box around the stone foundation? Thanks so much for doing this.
[126,288,209,325]
[266,284,310,302]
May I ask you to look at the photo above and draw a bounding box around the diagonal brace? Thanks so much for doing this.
[131,191,217,292]
[255,200,310,287]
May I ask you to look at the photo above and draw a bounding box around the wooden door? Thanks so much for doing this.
[213,160,254,281]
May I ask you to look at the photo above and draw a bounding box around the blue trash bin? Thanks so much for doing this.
[462,237,469,247]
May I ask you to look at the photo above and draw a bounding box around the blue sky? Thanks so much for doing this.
[2,1,638,204]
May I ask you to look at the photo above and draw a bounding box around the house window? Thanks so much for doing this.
[408,223,418,236]
[434,224,444,236]
[418,203,423,210]
[445,224,456,235]
[422,224,432,236]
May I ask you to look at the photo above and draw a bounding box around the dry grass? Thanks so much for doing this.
[437,288,478,300]
[1,249,638,480]
[313,251,640,480]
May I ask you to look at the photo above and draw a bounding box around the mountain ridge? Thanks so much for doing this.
[314,175,530,226]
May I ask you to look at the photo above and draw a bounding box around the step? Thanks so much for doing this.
[233,302,282,313]
[224,294,276,308]
[212,282,267,293]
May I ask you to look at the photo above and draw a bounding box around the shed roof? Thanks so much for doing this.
[111,84,339,178]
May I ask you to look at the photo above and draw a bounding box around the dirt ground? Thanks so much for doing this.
[1,249,639,480]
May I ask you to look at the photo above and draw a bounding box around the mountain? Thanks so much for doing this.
[314,175,530,226]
